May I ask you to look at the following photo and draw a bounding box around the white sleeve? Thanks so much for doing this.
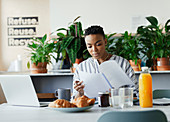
[72,67,80,99]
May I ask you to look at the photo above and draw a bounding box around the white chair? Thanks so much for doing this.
[153,89,170,99]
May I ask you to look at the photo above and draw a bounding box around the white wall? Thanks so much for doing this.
[50,0,170,34]
[0,0,50,71]
[0,0,169,71]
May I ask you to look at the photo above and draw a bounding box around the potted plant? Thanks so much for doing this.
[106,31,143,71]
[51,16,90,72]
[27,34,57,73]
[105,33,130,60]
[137,16,170,70]
[121,31,143,71]
[105,33,117,55]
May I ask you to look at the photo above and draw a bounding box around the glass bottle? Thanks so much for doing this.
[139,67,153,107]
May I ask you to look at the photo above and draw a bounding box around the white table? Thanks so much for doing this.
[0,104,170,122]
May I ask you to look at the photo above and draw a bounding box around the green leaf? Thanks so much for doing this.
[108,33,116,39]
[160,50,164,58]
[105,34,108,39]
[57,33,65,38]
[167,40,170,45]
[67,48,76,64]
[41,34,47,44]
[146,16,158,26]
[73,16,81,23]
[137,26,145,34]
[124,31,128,39]
[27,61,30,69]
[166,25,170,33]
[68,25,75,36]
[76,22,83,37]
[135,59,137,65]
[165,19,170,32]
[32,38,39,43]
[67,38,81,63]
[36,61,38,66]
[62,49,67,59]
[56,28,67,31]
[61,36,74,49]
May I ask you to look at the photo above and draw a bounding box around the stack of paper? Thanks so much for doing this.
[79,60,134,98]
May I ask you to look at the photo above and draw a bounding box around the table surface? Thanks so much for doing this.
[0,104,170,122]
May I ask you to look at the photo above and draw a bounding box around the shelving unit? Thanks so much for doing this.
[1,70,170,96]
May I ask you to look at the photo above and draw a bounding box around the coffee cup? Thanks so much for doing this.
[55,88,71,101]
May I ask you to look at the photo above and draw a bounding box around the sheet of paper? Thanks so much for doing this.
[78,70,110,98]
[99,60,134,89]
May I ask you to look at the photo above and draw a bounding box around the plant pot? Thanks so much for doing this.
[157,66,170,71]
[31,62,48,74]
[75,58,83,64]
[157,57,169,66]
[129,59,141,71]
[156,57,170,71]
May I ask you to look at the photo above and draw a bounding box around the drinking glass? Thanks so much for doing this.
[119,88,133,107]
[111,88,124,109]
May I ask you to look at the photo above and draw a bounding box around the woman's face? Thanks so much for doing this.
[85,34,107,60]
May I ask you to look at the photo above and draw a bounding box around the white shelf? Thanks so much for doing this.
[1,70,170,76]
[135,70,170,74]
[0,70,73,76]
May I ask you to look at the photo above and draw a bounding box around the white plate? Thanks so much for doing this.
[153,98,170,105]
[47,105,94,112]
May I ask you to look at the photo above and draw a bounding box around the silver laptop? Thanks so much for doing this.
[0,75,48,107]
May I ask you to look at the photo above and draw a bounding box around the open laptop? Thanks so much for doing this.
[0,75,49,107]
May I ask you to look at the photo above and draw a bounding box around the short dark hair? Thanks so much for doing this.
[84,25,105,39]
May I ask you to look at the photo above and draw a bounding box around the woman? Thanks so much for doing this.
[73,25,138,99]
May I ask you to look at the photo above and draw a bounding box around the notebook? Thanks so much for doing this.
[0,75,48,107]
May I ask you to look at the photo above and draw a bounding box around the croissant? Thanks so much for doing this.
[72,95,95,108]
[48,99,77,108]
[48,95,95,108]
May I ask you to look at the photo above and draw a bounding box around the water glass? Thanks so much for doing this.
[111,89,124,109]
[119,88,133,107]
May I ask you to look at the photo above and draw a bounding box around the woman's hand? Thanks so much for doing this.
[74,81,85,98]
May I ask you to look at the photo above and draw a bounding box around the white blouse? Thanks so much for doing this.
[72,55,138,98]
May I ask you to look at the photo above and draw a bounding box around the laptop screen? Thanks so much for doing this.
[0,75,40,106]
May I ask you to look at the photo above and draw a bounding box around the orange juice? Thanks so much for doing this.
[139,67,153,107]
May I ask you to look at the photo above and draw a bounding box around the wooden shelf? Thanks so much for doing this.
[37,93,56,99]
